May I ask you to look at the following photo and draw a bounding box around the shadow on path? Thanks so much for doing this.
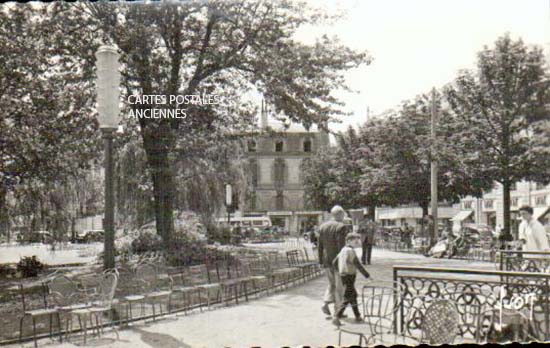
[131,327,191,348]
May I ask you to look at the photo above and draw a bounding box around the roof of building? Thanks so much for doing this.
[263,117,320,133]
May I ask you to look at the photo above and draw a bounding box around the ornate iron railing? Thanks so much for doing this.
[498,251,550,273]
[393,266,550,341]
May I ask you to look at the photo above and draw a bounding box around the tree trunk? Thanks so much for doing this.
[141,125,175,250]
[367,203,376,221]
[502,180,513,240]
[0,187,8,242]
[420,201,429,218]
[420,201,430,239]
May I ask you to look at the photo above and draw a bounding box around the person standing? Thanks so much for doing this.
[518,205,549,258]
[318,205,349,317]
[359,220,376,265]
[331,232,370,326]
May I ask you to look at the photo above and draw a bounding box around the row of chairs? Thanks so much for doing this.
[19,269,119,347]
[18,248,321,347]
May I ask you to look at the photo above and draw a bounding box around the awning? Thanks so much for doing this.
[534,207,550,221]
[451,210,474,222]
[267,211,293,216]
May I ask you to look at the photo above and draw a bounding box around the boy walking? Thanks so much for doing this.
[332,232,370,326]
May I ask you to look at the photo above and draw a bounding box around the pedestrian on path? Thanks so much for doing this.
[331,232,370,326]
[518,205,549,258]
[318,205,349,317]
[358,219,376,265]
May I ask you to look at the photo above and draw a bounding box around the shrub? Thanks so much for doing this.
[206,225,233,245]
[131,230,163,254]
[0,264,16,278]
[16,256,44,278]
[164,234,235,266]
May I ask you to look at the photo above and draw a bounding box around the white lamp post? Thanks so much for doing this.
[95,45,121,270]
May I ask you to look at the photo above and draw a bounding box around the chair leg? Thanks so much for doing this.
[78,314,87,345]
[56,312,63,343]
[109,309,120,341]
[32,317,37,348]
[168,294,173,314]
[198,289,203,312]
[243,282,249,302]
[19,315,26,345]
[49,313,53,341]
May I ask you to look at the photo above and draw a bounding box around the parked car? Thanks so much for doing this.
[18,230,53,244]
[461,224,495,247]
[83,230,104,243]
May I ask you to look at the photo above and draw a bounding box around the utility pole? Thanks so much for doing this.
[430,88,438,245]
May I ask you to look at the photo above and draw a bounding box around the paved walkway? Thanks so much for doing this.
[16,249,495,348]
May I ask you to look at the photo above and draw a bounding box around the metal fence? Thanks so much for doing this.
[393,265,550,341]
[498,251,550,273]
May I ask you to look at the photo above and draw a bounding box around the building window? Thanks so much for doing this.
[273,158,286,188]
[536,183,547,190]
[275,191,284,210]
[535,195,547,207]
[511,197,519,207]
[249,159,258,186]
[247,140,256,152]
[275,141,284,152]
[484,200,493,209]
[303,139,312,152]
[463,201,473,210]
[249,192,256,211]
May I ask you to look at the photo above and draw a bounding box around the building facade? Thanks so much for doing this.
[375,204,460,232]
[458,181,550,235]
[240,107,330,235]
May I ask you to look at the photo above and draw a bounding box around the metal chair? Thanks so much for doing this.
[68,272,119,344]
[169,268,202,315]
[237,257,270,298]
[337,282,405,346]
[47,275,91,342]
[188,264,221,311]
[140,263,173,321]
[18,283,62,348]
[421,299,461,344]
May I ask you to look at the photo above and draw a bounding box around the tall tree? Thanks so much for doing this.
[445,34,550,239]
[358,93,493,218]
[0,5,101,237]
[42,1,369,247]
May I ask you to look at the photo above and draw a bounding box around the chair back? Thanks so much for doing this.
[363,292,400,335]
[91,272,118,308]
[422,299,460,344]
[135,262,158,292]
[187,264,209,286]
[48,275,79,307]
[286,249,307,267]
[236,258,252,278]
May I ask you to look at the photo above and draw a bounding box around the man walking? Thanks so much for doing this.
[359,220,376,265]
[318,205,349,316]
[518,205,549,258]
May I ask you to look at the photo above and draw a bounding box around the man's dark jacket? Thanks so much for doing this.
[318,220,349,268]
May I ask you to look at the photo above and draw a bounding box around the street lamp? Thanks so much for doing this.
[95,45,121,270]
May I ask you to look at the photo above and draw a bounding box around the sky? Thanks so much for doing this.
[293,0,550,132]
